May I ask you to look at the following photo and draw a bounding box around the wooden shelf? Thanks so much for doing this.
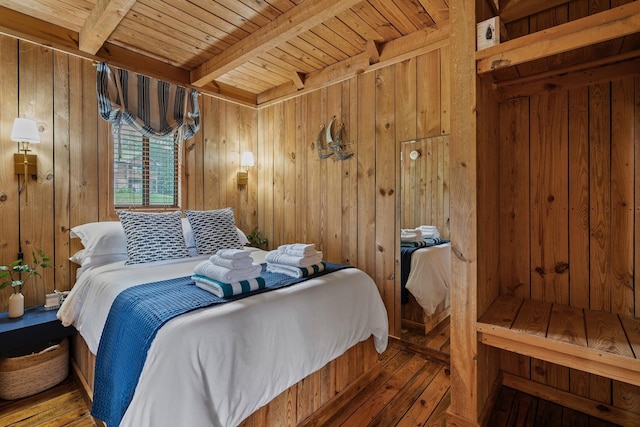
[475,2,640,75]
[477,295,640,387]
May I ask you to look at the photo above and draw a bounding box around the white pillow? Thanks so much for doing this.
[70,221,127,257]
[185,208,244,255]
[117,210,190,264]
[237,228,249,245]
[69,249,127,267]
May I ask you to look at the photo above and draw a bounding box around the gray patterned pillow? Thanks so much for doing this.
[117,210,190,265]
[185,208,243,255]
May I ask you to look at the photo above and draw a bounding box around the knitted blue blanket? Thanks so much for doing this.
[91,262,349,426]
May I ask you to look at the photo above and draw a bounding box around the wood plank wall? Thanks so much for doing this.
[400,135,450,236]
[497,73,640,416]
[494,0,640,413]
[0,35,258,311]
[0,37,108,311]
[253,48,450,335]
[0,32,450,339]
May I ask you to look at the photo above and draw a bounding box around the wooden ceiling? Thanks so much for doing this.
[0,0,638,107]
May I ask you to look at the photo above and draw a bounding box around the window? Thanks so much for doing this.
[112,124,181,208]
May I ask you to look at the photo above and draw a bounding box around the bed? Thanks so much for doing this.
[59,212,389,427]
[401,242,451,333]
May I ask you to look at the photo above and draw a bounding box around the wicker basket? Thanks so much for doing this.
[0,337,69,400]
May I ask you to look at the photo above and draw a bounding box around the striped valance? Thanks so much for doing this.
[96,62,200,140]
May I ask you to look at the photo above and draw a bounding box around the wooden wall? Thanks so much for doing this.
[252,47,450,334]
[0,35,257,312]
[0,32,450,338]
[400,135,450,237]
[497,74,640,414]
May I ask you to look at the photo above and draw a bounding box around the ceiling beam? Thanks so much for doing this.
[257,22,450,107]
[476,1,640,74]
[498,0,571,23]
[79,0,137,54]
[0,6,256,107]
[0,6,78,52]
[190,0,363,87]
[495,51,640,100]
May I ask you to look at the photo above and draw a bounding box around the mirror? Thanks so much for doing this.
[399,135,451,355]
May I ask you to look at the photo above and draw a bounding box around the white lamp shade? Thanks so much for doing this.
[11,118,40,144]
[241,151,255,168]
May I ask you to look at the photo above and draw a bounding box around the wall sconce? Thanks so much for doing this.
[237,151,254,186]
[12,118,41,177]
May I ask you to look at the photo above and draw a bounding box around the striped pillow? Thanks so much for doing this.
[185,208,243,255]
[117,210,189,264]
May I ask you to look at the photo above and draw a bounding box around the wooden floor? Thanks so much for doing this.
[0,376,96,427]
[489,386,621,427]
[400,316,451,355]
[0,341,450,427]
[0,333,621,427]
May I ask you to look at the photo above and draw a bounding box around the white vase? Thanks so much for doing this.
[8,292,24,318]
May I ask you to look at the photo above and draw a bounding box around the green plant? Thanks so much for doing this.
[0,250,52,294]
[246,229,268,250]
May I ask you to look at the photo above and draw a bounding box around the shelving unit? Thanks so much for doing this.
[478,296,640,387]
[448,1,640,426]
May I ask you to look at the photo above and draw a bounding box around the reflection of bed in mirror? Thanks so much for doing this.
[401,243,451,334]
[400,134,450,336]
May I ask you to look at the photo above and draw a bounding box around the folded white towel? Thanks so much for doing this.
[416,225,440,239]
[277,243,317,257]
[209,254,254,269]
[192,275,265,298]
[194,261,262,283]
[264,250,323,267]
[401,229,423,242]
[266,262,325,278]
[216,249,252,260]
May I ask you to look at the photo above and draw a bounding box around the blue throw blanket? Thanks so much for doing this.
[400,240,450,304]
[91,262,349,426]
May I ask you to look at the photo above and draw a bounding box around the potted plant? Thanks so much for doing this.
[246,229,268,250]
[1,250,52,318]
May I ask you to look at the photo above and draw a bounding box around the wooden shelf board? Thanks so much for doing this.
[477,295,640,388]
[475,2,640,74]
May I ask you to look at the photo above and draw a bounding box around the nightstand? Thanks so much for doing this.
[0,306,76,355]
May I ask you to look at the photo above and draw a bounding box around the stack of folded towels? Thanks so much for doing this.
[265,243,324,278]
[192,249,264,298]
[416,225,440,239]
[401,225,445,247]
[401,228,424,244]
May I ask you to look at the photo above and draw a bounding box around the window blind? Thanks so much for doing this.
[113,123,181,208]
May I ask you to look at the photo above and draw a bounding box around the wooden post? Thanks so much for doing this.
[448,0,480,425]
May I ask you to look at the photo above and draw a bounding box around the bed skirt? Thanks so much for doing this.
[70,333,380,425]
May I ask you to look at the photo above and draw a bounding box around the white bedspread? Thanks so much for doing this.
[405,243,451,315]
[58,249,388,427]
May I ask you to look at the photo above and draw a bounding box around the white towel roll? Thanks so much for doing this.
[277,243,317,257]
[216,249,252,260]
[209,254,254,269]
[264,250,323,267]
[194,261,262,283]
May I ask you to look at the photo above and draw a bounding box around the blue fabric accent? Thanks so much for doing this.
[400,240,450,304]
[91,262,350,426]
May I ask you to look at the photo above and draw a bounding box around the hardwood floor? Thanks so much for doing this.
[489,386,622,427]
[0,341,450,427]
[0,335,620,427]
[0,376,96,427]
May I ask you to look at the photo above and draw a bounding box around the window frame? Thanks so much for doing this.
[110,123,182,210]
